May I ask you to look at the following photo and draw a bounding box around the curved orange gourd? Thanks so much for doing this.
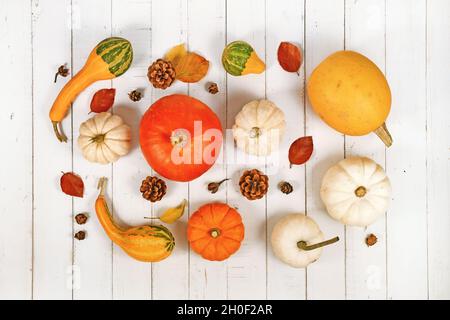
[187,203,245,261]
[50,37,133,142]
[95,178,174,263]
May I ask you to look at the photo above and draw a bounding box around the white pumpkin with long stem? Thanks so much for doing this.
[320,157,391,227]
[78,112,131,164]
[271,214,339,268]
[232,99,286,156]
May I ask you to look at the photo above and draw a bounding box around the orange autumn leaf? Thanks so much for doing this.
[165,43,187,67]
[175,52,209,83]
[288,136,313,167]
[277,42,303,73]
[60,172,84,198]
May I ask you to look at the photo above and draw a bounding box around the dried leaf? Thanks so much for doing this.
[277,42,302,73]
[165,43,187,67]
[60,172,84,198]
[90,88,116,113]
[175,52,209,83]
[159,199,187,224]
[288,136,313,167]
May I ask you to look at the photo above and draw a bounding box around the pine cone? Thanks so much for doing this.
[140,176,167,202]
[147,59,176,89]
[128,90,142,102]
[239,169,269,200]
[279,181,293,195]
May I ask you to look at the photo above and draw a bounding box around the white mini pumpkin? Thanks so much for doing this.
[78,112,131,164]
[271,214,338,268]
[232,99,286,156]
[320,157,392,227]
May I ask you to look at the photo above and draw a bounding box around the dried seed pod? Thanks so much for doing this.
[207,179,229,194]
[54,64,69,83]
[75,213,88,225]
[365,233,378,246]
[207,82,219,94]
[74,231,86,240]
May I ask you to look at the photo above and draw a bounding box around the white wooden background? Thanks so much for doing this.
[0,0,449,300]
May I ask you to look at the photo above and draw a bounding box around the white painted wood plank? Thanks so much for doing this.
[305,0,346,300]
[0,0,33,300]
[1,0,448,300]
[385,0,428,299]
[344,0,387,300]
[150,0,190,300]
[426,0,450,300]
[187,0,228,300]
[31,0,73,300]
[226,0,267,300]
[266,0,307,300]
[71,0,113,300]
[110,0,153,300]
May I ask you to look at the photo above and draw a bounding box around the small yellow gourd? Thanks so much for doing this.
[222,41,265,76]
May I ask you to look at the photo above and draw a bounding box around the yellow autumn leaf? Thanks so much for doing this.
[159,199,187,224]
[175,52,209,83]
[165,43,187,67]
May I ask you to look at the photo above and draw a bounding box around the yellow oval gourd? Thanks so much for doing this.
[307,51,393,147]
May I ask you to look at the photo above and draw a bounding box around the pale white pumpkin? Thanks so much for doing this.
[320,157,392,227]
[78,112,131,164]
[232,99,286,156]
[271,214,325,268]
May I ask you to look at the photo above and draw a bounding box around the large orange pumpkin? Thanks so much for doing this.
[187,203,245,261]
[140,94,223,182]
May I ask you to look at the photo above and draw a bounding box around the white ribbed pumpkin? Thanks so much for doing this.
[78,112,131,164]
[232,100,286,156]
[320,157,392,227]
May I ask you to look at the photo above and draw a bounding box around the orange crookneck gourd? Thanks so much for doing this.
[95,177,174,262]
[187,202,245,261]
[49,37,133,142]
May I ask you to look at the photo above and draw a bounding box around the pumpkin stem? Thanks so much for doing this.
[97,177,107,196]
[354,186,367,197]
[210,228,221,238]
[52,121,68,143]
[373,122,392,147]
[170,129,189,148]
[297,236,339,251]
[249,127,261,138]
[92,134,106,143]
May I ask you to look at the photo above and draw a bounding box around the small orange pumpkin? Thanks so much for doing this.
[187,203,245,261]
